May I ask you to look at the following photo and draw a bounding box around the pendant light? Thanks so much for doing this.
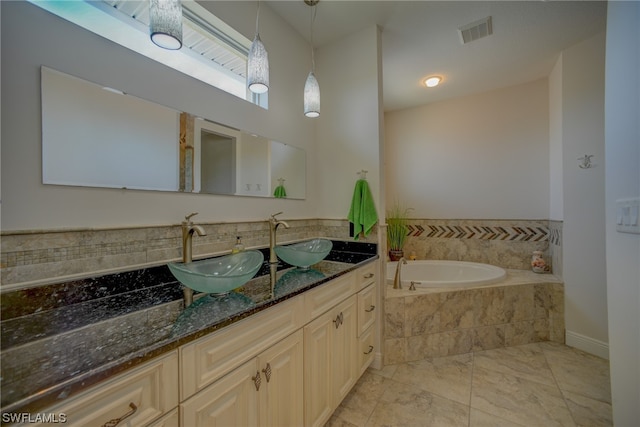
[304,0,320,118]
[247,0,269,94]
[149,0,183,50]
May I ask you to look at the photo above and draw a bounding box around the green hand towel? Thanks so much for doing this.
[347,179,378,240]
[274,185,287,198]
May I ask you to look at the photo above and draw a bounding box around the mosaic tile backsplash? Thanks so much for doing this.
[1,219,375,289]
[1,218,560,289]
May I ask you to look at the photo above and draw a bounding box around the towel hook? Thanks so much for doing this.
[578,154,594,169]
[357,170,368,180]
[277,177,285,185]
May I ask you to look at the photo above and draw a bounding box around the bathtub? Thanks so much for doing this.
[386,260,507,289]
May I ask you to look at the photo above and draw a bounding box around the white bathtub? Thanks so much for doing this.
[386,260,507,289]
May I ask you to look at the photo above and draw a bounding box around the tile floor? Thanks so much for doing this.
[327,342,612,427]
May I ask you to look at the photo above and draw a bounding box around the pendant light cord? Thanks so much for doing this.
[310,2,317,72]
[255,0,261,36]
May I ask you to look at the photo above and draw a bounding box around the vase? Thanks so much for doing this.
[389,249,404,261]
[531,251,547,273]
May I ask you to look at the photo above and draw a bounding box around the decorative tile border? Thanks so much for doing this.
[400,219,554,271]
[416,224,549,242]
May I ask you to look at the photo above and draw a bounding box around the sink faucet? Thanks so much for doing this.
[269,212,289,264]
[181,212,206,307]
[393,257,408,289]
[182,212,207,263]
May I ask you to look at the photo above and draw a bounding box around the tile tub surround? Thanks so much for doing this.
[0,241,377,414]
[384,270,564,365]
[401,219,554,271]
[0,218,377,289]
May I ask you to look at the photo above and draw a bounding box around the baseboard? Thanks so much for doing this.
[565,330,610,359]
[370,352,383,370]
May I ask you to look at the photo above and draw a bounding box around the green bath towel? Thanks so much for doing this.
[347,179,378,240]
[274,185,287,198]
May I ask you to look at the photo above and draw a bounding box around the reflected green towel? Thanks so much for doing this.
[274,185,287,198]
[347,179,378,240]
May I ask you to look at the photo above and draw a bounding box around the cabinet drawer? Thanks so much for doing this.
[303,272,356,322]
[181,296,304,400]
[32,352,178,427]
[358,326,375,376]
[357,283,376,336]
[356,261,377,291]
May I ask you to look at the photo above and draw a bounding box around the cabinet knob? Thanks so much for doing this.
[102,402,138,427]
[364,345,374,355]
[333,312,344,329]
[252,371,262,391]
[365,305,375,313]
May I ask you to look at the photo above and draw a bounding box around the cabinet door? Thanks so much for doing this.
[181,359,259,427]
[303,309,335,427]
[147,408,179,427]
[258,330,304,427]
[332,295,358,404]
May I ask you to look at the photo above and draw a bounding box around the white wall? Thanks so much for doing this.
[315,25,384,221]
[385,79,549,219]
[604,2,640,423]
[549,56,564,221]
[1,1,315,231]
[559,32,608,354]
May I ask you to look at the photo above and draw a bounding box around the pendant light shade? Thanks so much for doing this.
[304,0,320,118]
[248,1,269,94]
[304,71,320,118]
[149,0,183,50]
[248,33,269,94]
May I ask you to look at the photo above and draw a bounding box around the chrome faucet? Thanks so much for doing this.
[268,212,290,264]
[393,257,408,289]
[181,212,206,307]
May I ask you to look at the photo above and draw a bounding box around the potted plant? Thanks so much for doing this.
[386,202,412,261]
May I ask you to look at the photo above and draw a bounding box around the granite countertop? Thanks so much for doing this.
[0,240,378,414]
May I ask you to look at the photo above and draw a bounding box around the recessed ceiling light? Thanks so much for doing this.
[424,76,441,88]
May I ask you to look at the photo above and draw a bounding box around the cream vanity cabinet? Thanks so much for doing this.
[18,260,377,427]
[179,297,305,427]
[180,330,304,427]
[19,351,179,427]
[303,261,378,427]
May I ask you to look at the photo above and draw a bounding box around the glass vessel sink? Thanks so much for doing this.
[275,239,333,269]
[168,250,264,295]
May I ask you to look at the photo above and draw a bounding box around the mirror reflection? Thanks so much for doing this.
[41,67,306,199]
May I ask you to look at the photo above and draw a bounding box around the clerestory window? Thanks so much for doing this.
[29,0,267,108]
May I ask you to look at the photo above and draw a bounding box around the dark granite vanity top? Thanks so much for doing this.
[0,240,377,414]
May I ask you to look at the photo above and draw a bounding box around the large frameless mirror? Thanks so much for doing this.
[41,67,306,199]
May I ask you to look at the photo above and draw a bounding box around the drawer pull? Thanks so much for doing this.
[102,402,138,427]
[365,305,375,313]
[363,273,374,279]
[262,363,272,383]
[252,371,262,391]
[364,345,374,355]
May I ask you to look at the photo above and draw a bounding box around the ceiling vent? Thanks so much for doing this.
[458,16,493,44]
